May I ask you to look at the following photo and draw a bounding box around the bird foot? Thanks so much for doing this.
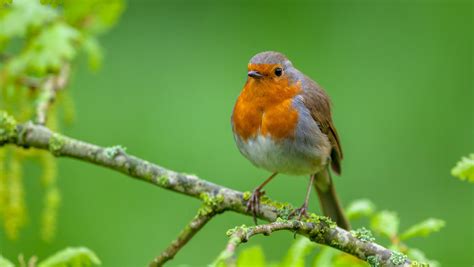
[246,188,266,224]
[289,204,309,221]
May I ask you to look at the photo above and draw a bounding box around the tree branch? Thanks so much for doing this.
[213,221,408,267]
[35,64,71,125]
[0,115,410,267]
[149,206,219,267]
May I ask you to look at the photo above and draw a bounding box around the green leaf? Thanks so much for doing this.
[370,210,399,238]
[332,254,367,267]
[0,0,57,41]
[399,218,445,240]
[0,255,15,267]
[236,246,265,267]
[451,154,474,182]
[8,22,80,75]
[82,35,103,71]
[312,247,338,267]
[280,237,315,267]
[346,199,376,220]
[0,0,13,5]
[63,0,125,34]
[27,22,79,73]
[40,0,63,7]
[38,247,101,267]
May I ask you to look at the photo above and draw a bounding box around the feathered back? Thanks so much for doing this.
[300,76,343,175]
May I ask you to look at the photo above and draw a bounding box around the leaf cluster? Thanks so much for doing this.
[0,247,100,267]
[451,154,474,182]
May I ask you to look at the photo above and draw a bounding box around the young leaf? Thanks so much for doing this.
[312,247,338,267]
[451,154,474,182]
[332,253,368,267]
[37,247,101,267]
[6,20,80,76]
[280,237,315,267]
[22,22,79,75]
[63,0,125,35]
[370,211,399,238]
[0,255,15,267]
[399,218,445,240]
[0,0,57,41]
[83,36,103,71]
[236,246,266,267]
[346,199,376,220]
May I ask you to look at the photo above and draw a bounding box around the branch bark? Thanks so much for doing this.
[35,64,71,125]
[0,116,410,267]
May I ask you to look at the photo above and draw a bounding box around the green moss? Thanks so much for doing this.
[0,111,17,145]
[319,216,336,227]
[197,192,225,216]
[257,196,294,219]
[48,133,65,156]
[157,175,169,187]
[198,205,214,216]
[410,261,429,267]
[200,192,209,202]
[304,213,321,223]
[330,239,342,249]
[390,251,408,265]
[260,196,286,209]
[143,172,154,182]
[367,255,380,267]
[242,191,251,201]
[350,227,375,242]
[276,217,287,223]
[104,145,126,159]
[307,222,326,243]
[200,192,224,208]
[215,194,224,204]
[226,224,248,236]
[278,206,293,220]
[305,214,336,229]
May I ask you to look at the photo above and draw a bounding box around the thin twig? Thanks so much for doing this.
[0,116,410,266]
[35,64,71,125]
[149,206,219,267]
[212,222,300,266]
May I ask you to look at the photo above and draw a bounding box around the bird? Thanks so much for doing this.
[231,51,350,230]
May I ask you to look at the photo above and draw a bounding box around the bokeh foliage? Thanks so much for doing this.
[451,154,474,183]
[1,246,101,267]
[0,0,123,241]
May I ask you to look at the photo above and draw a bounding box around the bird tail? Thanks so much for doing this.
[314,169,351,230]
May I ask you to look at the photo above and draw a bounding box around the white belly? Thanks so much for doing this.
[234,134,328,175]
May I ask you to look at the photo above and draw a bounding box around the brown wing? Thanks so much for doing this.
[301,76,343,175]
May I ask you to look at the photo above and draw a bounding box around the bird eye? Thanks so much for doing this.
[274,67,282,77]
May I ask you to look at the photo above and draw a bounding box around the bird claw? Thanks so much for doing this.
[289,204,309,221]
[246,189,265,224]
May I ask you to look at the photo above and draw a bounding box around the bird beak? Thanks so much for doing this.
[248,70,263,78]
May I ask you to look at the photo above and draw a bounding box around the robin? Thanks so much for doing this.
[231,51,350,230]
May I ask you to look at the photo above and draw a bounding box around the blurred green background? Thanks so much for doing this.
[2,0,473,266]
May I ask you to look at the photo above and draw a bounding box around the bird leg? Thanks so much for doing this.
[246,172,278,224]
[290,174,315,220]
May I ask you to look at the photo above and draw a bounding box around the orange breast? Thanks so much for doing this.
[232,76,301,141]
